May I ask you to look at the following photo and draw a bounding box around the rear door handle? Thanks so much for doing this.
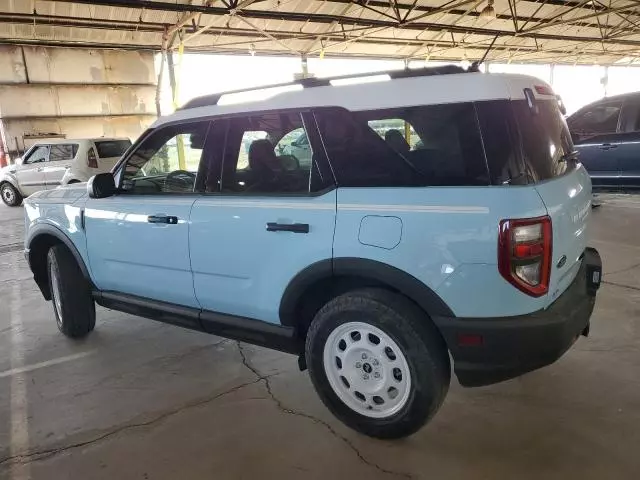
[266,222,309,233]
[599,143,618,151]
[148,215,178,224]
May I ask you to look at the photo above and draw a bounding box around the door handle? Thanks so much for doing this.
[266,222,309,233]
[36,167,44,172]
[147,215,178,225]
[599,143,618,151]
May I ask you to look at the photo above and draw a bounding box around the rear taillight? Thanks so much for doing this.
[498,216,552,297]
[87,148,98,168]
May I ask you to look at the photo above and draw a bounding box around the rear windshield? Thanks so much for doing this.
[476,99,575,185]
[95,140,132,159]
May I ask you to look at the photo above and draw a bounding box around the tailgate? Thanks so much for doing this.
[534,166,592,306]
[97,156,120,171]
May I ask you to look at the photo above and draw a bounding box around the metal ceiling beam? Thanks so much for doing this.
[0,12,628,62]
[54,0,640,19]
[0,34,623,65]
[521,2,639,34]
[40,1,640,48]
[52,0,640,38]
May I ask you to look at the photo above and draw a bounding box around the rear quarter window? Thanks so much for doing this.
[314,104,489,187]
[95,140,132,159]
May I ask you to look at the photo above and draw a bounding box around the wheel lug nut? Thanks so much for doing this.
[363,374,369,380]
[362,353,368,360]
[355,362,362,368]
[374,372,380,379]
[372,359,379,366]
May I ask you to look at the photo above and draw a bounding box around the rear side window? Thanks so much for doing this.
[567,101,622,136]
[622,101,640,132]
[95,140,132,159]
[49,144,77,162]
[314,108,421,187]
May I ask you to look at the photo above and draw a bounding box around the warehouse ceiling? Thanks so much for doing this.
[0,0,639,65]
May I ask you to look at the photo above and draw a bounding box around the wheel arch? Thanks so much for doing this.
[26,224,92,300]
[1,178,24,197]
[279,258,455,337]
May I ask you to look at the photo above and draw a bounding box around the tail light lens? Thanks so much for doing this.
[87,147,98,168]
[498,216,552,297]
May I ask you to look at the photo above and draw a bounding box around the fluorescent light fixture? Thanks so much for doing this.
[218,84,303,105]
[330,74,391,86]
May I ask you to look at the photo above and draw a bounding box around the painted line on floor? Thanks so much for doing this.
[0,351,95,379]
[9,257,30,480]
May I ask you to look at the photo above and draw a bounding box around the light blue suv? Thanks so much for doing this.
[23,67,602,439]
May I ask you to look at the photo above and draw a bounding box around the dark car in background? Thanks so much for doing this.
[567,92,640,189]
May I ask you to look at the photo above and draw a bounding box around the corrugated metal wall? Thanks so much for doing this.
[0,45,156,159]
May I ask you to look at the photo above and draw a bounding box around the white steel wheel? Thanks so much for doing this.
[322,321,411,418]
[1,185,15,204]
[1,183,21,206]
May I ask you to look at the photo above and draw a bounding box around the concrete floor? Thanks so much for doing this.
[1,195,639,480]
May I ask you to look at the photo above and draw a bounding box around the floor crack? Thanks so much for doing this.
[605,261,640,276]
[236,341,412,479]
[0,376,261,467]
[602,280,640,292]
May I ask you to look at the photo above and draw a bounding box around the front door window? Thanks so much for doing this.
[121,122,211,194]
[23,146,49,165]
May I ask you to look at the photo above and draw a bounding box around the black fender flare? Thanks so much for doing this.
[26,223,92,298]
[279,257,455,327]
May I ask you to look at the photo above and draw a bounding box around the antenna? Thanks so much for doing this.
[470,34,499,72]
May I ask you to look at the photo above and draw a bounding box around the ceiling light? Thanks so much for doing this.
[480,0,496,19]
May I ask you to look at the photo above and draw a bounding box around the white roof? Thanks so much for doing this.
[156,72,553,128]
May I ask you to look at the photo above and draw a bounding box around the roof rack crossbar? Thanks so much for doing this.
[181,64,468,110]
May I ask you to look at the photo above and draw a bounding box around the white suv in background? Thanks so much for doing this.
[0,138,131,206]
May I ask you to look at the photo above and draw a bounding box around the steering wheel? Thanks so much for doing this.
[165,170,196,189]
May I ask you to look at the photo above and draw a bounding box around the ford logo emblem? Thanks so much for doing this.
[557,255,567,269]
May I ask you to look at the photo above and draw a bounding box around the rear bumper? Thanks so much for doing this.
[434,248,602,387]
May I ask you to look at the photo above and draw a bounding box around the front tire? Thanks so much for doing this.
[305,289,450,439]
[47,245,96,338]
[1,182,22,206]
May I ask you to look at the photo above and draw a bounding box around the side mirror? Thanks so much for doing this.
[87,173,116,199]
[15,157,23,165]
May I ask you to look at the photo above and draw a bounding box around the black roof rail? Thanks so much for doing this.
[181,64,468,110]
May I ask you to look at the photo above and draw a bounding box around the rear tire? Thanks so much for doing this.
[1,182,22,206]
[47,245,96,338]
[305,288,450,439]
